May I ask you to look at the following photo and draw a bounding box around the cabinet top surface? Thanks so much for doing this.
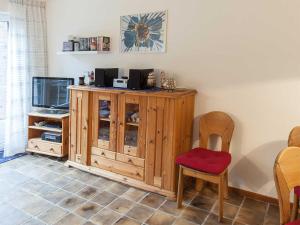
[28,111,69,119]
[69,85,197,98]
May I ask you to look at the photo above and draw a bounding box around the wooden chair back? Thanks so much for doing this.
[274,146,300,224]
[288,126,300,147]
[199,111,234,152]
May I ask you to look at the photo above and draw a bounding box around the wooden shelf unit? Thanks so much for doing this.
[27,112,69,158]
[66,86,196,198]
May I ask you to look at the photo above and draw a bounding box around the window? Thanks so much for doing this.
[0,15,8,119]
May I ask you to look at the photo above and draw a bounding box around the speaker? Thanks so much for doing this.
[95,68,118,87]
[127,69,153,90]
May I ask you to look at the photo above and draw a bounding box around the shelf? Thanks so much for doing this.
[56,51,110,55]
[28,125,62,133]
[126,122,139,127]
[100,118,110,122]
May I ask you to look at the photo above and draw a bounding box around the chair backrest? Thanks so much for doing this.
[199,111,234,152]
[288,126,300,147]
[274,147,300,225]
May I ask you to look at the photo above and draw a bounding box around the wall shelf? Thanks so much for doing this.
[56,51,110,55]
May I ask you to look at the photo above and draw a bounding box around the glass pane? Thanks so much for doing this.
[99,100,111,142]
[124,103,139,147]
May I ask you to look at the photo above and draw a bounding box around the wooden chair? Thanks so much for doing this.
[274,147,300,225]
[288,126,300,221]
[176,111,234,222]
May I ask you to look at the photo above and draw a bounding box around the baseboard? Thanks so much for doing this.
[229,186,278,205]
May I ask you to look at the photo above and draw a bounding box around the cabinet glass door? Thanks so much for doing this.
[92,93,117,151]
[118,95,147,158]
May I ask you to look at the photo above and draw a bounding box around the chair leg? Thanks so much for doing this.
[292,194,299,221]
[177,166,184,208]
[195,179,204,192]
[218,175,224,222]
[224,171,229,199]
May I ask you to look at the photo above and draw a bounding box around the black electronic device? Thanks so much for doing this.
[95,68,118,87]
[127,69,154,90]
[32,77,74,110]
[41,132,62,143]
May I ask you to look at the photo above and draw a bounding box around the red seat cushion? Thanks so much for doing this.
[286,219,300,225]
[295,186,300,197]
[176,147,231,175]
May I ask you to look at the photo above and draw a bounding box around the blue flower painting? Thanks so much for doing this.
[120,11,167,53]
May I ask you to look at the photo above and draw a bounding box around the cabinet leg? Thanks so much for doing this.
[177,166,184,208]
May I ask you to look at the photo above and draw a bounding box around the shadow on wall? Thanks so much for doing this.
[229,140,286,194]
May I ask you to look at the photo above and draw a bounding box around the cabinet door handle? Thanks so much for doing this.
[136,172,141,177]
[119,122,123,126]
[101,152,105,156]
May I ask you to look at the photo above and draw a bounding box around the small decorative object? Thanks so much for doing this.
[89,37,97,51]
[120,11,167,53]
[130,112,139,123]
[63,41,74,51]
[79,38,89,51]
[147,72,156,88]
[160,71,176,91]
[78,76,85,85]
[97,36,110,51]
[74,42,80,51]
[88,71,95,85]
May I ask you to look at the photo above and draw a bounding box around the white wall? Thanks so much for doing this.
[0,0,8,11]
[47,0,300,198]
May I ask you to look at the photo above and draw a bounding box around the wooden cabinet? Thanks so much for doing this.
[66,86,196,198]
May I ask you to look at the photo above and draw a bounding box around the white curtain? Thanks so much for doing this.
[4,0,47,157]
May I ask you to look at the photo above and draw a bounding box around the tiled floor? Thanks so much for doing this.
[0,154,280,225]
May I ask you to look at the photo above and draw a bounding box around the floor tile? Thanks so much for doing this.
[126,204,154,222]
[264,204,280,225]
[159,200,185,216]
[22,197,53,216]
[54,213,87,225]
[0,203,31,225]
[23,218,45,225]
[108,197,134,214]
[140,193,165,209]
[225,191,244,206]
[90,208,121,225]
[106,182,129,195]
[121,187,147,202]
[74,202,103,219]
[58,195,86,211]
[181,206,209,224]
[190,195,216,211]
[235,207,265,225]
[204,213,232,225]
[91,177,114,190]
[173,218,197,225]
[242,197,267,213]
[50,176,73,188]
[212,202,239,219]
[145,211,176,225]
[115,217,141,225]
[91,191,117,206]
[78,186,99,200]
[39,171,60,183]
[42,189,70,204]
[62,179,86,193]
[38,205,68,224]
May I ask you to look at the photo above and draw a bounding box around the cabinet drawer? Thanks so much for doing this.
[91,147,115,160]
[116,153,144,168]
[98,139,109,150]
[91,155,144,181]
[124,145,137,157]
[28,138,62,155]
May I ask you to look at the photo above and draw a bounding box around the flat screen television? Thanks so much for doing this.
[32,77,74,110]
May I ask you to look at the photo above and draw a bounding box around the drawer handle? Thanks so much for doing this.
[136,172,141,177]
[128,159,133,163]
[34,145,39,149]
[101,152,105,156]
[49,148,54,152]
[94,160,98,164]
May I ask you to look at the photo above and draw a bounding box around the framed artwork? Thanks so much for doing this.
[120,11,167,53]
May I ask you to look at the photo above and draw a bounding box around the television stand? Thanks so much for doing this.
[38,109,69,115]
[26,112,69,158]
